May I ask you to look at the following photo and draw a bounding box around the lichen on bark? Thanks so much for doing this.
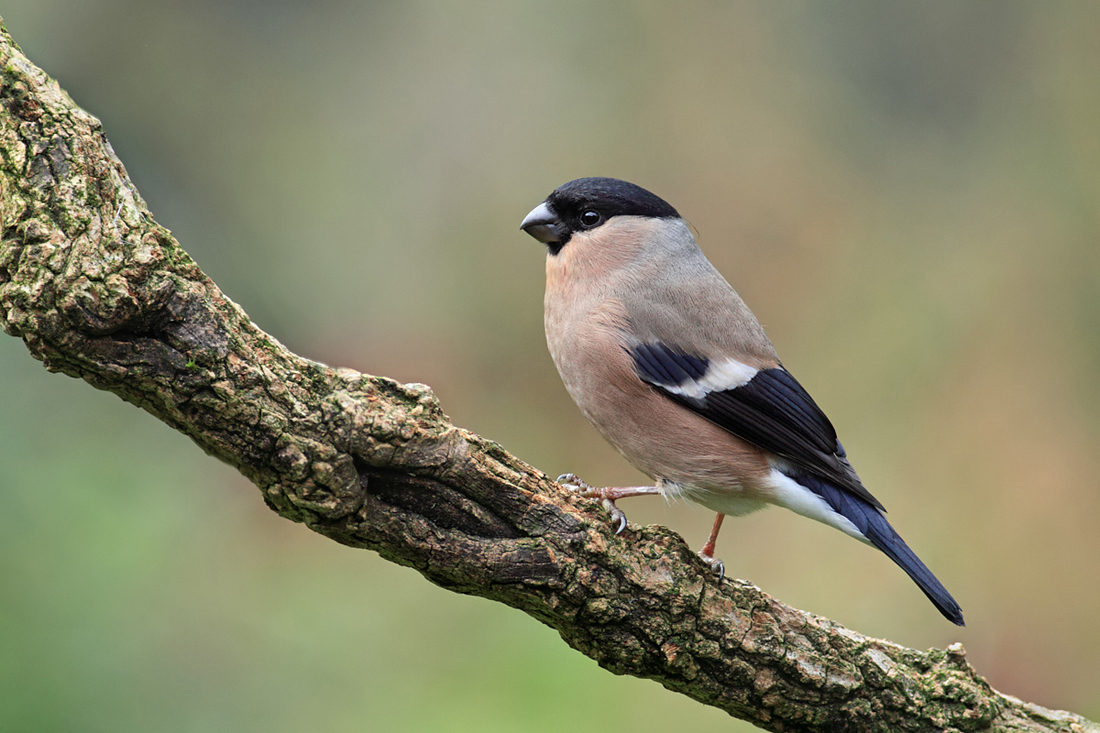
[1,18,1096,733]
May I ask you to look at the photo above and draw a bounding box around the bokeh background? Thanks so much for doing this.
[2,2,1099,730]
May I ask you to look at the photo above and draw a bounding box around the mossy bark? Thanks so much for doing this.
[0,18,1094,733]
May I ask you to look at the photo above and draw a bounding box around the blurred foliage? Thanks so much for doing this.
[2,1,1100,730]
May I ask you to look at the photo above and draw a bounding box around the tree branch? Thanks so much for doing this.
[0,20,1094,733]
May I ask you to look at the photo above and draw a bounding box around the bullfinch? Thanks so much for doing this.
[520,177,964,626]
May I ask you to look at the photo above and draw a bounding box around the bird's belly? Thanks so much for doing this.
[546,303,773,506]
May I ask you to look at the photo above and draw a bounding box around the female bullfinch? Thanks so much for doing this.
[521,177,964,626]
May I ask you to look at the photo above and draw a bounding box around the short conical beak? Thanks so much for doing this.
[520,202,564,245]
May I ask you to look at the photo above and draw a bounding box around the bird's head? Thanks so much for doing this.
[520,177,680,256]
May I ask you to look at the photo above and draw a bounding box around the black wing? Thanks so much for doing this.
[630,342,884,511]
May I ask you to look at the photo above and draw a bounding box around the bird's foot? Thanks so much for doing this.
[696,513,726,581]
[556,473,629,535]
[696,550,725,582]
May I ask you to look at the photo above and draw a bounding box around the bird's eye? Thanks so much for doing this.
[580,210,602,227]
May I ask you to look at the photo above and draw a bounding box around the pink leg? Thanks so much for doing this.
[556,473,660,534]
[697,513,726,580]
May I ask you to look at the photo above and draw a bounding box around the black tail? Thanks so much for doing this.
[797,474,965,626]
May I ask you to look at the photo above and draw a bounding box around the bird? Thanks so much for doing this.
[519,176,964,626]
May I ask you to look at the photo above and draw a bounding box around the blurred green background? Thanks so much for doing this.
[3,1,1099,730]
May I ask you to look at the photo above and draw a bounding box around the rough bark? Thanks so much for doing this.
[0,19,1094,733]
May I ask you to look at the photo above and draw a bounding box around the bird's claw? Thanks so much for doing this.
[697,551,725,582]
[556,473,592,491]
[604,500,628,535]
[557,473,629,535]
